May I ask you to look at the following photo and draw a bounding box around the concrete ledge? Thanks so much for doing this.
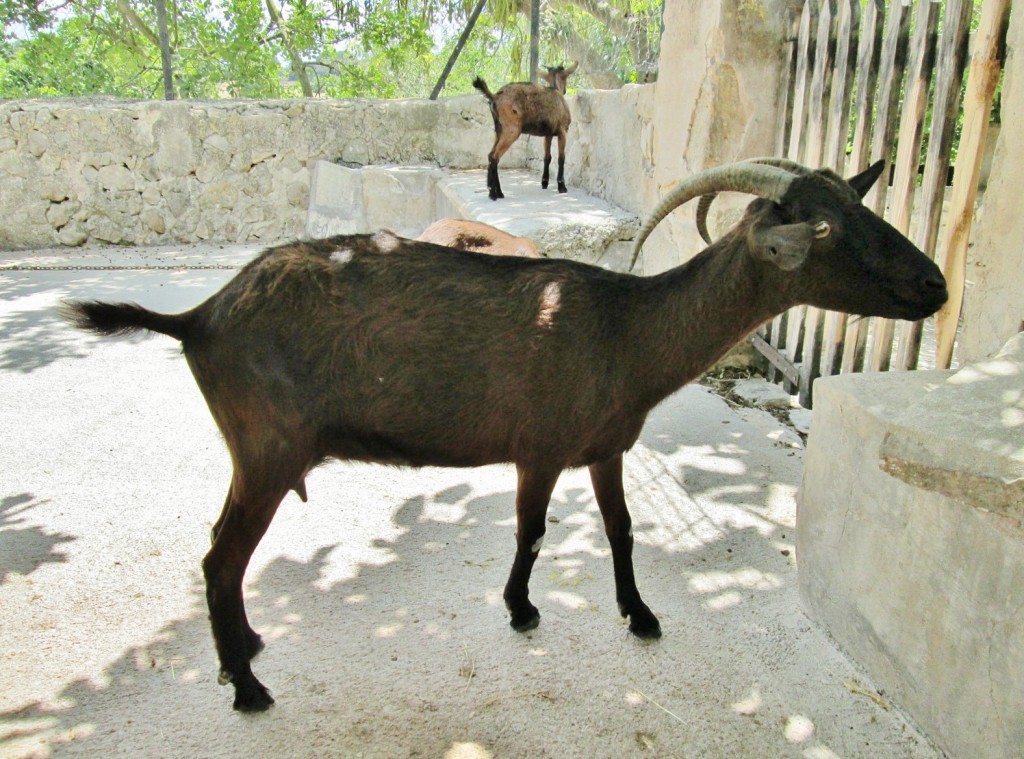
[304,160,640,270]
[797,335,1024,758]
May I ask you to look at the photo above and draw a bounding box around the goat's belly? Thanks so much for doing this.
[319,425,510,468]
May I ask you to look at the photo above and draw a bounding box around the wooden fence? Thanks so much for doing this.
[755,0,1011,407]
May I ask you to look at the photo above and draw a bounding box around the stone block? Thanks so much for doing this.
[360,165,439,237]
[798,344,1024,759]
[305,160,365,238]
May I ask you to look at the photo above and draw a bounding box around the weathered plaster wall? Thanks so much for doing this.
[960,4,1024,363]
[0,89,652,251]
[640,0,790,274]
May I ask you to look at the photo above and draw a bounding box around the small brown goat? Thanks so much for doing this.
[61,159,947,713]
[473,62,579,200]
[416,218,542,258]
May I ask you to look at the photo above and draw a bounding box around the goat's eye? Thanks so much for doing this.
[814,221,831,239]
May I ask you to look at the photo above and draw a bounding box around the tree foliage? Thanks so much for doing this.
[0,0,662,100]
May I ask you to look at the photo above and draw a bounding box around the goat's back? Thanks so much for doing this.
[184,233,642,469]
[492,83,572,136]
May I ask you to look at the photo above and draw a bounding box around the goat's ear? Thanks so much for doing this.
[847,159,886,199]
[749,222,816,271]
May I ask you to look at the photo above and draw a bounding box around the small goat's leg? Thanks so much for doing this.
[542,135,553,190]
[589,454,661,639]
[503,464,560,631]
[203,466,295,712]
[556,131,568,194]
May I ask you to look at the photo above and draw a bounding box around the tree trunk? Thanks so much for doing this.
[430,0,487,99]
[154,0,176,100]
[265,0,314,97]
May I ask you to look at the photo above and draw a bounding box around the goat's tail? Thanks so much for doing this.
[59,299,193,343]
[472,77,495,102]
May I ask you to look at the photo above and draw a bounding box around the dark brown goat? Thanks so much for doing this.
[61,159,947,713]
[473,62,578,200]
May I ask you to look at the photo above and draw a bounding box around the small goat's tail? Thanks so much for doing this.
[472,77,495,102]
[59,300,193,343]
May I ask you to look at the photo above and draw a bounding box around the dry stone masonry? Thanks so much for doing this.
[0,90,652,252]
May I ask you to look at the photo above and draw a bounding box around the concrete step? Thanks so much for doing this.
[305,161,639,271]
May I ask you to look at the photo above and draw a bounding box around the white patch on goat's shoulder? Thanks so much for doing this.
[373,229,402,252]
[330,248,354,265]
[536,281,562,329]
[531,536,544,554]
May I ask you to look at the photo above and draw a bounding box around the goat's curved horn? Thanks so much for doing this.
[694,158,812,246]
[630,163,798,271]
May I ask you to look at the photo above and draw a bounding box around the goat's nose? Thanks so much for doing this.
[923,273,947,292]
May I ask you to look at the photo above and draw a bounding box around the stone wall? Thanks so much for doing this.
[0,88,653,252]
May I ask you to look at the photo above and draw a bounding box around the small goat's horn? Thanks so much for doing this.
[630,163,798,271]
[695,158,812,245]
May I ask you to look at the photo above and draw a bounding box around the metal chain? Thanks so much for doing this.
[0,264,239,271]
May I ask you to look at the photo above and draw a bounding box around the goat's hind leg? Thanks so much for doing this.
[589,455,661,638]
[503,464,560,631]
[210,484,264,661]
[203,461,299,712]
[556,131,568,194]
[487,123,520,201]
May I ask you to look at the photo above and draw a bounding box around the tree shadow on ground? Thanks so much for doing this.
[0,267,235,374]
[0,424,929,758]
[0,493,75,583]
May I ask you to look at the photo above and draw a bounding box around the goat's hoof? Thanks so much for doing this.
[557,184,568,194]
[508,606,540,632]
[232,679,275,712]
[628,612,662,640]
[541,181,549,190]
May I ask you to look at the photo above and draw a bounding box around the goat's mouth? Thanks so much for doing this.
[873,284,949,321]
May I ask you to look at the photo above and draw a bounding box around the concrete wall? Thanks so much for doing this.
[960,3,1024,363]
[798,334,1024,759]
[640,0,790,274]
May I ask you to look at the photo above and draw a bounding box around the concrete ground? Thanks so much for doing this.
[0,242,941,759]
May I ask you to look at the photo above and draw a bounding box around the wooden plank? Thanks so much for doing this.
[774,4,804,159]
[750,333,801,387]
[787,1,816,162]
[796,2,837,404]
[838,0,884,374]
[935,0,1012,368]
[819,0,861,381]
[767,311,789,385]
[863,0,913,216]
[778,1,817,393]
[842,0,911,373]
[846,0,884,175]
[867,0,939,372]
[803,0,834,167]
[823,0,859,170]
[895,0,973,370]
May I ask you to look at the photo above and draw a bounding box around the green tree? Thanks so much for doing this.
[0,0,663,99]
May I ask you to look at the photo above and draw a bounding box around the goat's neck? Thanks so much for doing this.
[627,239,789,410]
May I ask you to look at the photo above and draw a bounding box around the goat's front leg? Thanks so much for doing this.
[589,454,661,638]
[556,131,568,194]
[503,464,560,631]
[542,135,553,189]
